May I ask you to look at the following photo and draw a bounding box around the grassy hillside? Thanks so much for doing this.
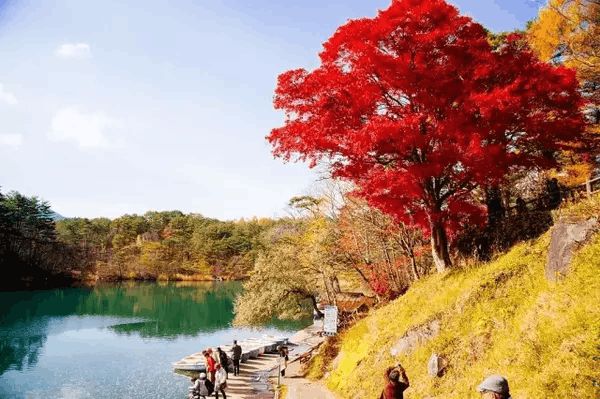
[316,198,600,398]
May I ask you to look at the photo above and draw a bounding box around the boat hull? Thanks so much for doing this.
[172,337,288,371]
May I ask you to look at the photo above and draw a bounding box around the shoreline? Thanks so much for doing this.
[191,323,325,399]
[0,274,248,292]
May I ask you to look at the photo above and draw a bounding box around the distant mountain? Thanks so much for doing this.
[50,211,66,221]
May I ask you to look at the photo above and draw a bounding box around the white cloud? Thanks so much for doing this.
[0,133,23,148]
[0,83,17,105]
[49,107,116,148]
[55,43,91,59]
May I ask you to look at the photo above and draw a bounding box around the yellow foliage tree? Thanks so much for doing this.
[528,0,599,185]
[528,0,599,90]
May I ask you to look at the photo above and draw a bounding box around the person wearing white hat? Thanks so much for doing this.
[477,374,511,399]
[192,372,214,399]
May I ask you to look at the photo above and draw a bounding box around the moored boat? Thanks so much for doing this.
[172,336,287,371]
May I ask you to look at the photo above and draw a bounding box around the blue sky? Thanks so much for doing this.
[0,0,540,220]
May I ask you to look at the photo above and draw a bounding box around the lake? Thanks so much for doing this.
[0,282,307,399]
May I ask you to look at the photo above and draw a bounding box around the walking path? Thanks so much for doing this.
[275,324,338,399]
[279,357,338,399]
[196,323,336,399]
[222,354,280,399]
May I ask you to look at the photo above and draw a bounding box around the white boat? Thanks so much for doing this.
[172,337,288,371]
[171,360,206,371]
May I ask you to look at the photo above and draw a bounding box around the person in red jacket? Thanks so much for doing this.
[203,350,216,384]
[380,363,410,399]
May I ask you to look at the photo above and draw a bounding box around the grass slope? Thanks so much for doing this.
[321,199,600,398]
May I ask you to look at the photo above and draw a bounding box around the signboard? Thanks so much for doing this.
[323,305,338,335]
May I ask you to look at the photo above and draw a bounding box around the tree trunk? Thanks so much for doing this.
[309,295,324,318]
[430,220,451,273]
[331,275,341,294]
[352,263,371,287]
[323,274,334,304]
[409,251,420,281]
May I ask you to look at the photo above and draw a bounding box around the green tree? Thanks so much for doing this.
[234,221,319,325]
[0,189,81,289]
[234,217,345,325]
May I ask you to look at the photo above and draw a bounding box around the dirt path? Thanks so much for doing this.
[268,324,339,399]
[279,357,338,399]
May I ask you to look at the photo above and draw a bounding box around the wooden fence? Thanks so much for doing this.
[584,175,600,196]
[503,175,600,217]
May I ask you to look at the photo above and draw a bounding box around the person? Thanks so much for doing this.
[193,373,214,399]
[380,363,409,399]
[477,375,511,399]
[546,177,562,209]
[208,348,219,364]
[278,345,289,377]
[313,308,322,325]
[515,197,527,215]
[203,350,216,384]
[232,340,242,376]
[217,347,229,378]
[214,363,227,399]
[188,377,199,399]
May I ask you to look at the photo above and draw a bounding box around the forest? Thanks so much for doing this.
[236,0,599,324]
[2,1,598,325]
[0,188,281,289]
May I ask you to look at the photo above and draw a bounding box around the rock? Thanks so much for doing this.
[546,217,598,281]
[427,353,447,377]
[390,319,440,356]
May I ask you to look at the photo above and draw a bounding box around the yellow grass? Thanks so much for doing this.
[320,198,600,398]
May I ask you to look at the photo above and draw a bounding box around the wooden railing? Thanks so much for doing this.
[502,175,600,217]
[584,175,600,196]
[561,175,600,204]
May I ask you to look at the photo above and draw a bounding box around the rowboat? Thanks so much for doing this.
[172,352,206,371]
[172,336,288,371]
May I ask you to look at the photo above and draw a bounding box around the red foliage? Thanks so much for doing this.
[368,269,391,297]
[268,0,585,266]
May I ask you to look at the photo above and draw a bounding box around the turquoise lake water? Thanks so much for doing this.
[0,282,307,399]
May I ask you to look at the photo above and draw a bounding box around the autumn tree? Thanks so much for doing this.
[528,0,599,183]
[338,195,428,297]
[528,0,599,107]
[233,219,341,325]
[268,0,585,272]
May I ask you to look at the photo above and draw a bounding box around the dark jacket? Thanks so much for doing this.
[380,381,409,399]
[196,379,214,396]
[279,346,289,360]
[380,367,409,399]
[232,344,242,360]
[218,349,229,367]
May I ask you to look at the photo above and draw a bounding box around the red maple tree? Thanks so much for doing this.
[268,0,585,272]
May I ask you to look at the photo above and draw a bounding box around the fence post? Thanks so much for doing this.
[586,180,592,197]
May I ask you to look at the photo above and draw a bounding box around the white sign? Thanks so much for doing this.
[323,305,338,335]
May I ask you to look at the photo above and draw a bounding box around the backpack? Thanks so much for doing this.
[219,350,229,367]
[206,380,214,395]
[197,380,214,396]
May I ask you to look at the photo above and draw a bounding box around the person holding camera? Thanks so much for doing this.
[380,363,410,399]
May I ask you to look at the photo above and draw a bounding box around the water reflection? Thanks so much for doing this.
[0,282,309,398]
[0,282,243,377]
[76,282,242,337]
[0,334,46,374]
